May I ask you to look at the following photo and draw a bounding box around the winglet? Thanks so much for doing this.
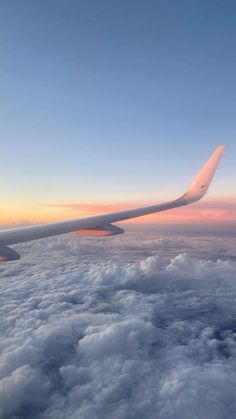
[180,144,226,204]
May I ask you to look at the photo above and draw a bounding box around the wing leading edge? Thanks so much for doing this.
[0,145,225,259]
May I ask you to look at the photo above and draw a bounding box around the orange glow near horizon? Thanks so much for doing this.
[0,198,236,226]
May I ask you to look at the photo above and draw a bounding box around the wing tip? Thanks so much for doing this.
[216,144,226,154]
[180,144,226,204]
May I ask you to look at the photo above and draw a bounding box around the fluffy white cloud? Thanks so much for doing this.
[0,232,236,419]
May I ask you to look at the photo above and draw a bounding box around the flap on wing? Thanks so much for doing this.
[73,224,124,237]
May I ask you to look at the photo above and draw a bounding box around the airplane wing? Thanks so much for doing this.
[0,145,225,260]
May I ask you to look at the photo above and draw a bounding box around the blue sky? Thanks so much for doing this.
[0,0,235,213]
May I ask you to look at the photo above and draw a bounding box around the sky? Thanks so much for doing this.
[0,0,236,224]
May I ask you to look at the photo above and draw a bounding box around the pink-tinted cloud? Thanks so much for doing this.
[44,198,236,224]
[1,198,235,226]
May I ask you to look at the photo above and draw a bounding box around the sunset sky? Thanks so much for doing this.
[0,0,235,225]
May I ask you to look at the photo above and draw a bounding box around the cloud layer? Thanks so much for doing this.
[1,232,236,418]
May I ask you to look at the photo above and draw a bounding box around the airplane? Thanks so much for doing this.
[0,145,225,261]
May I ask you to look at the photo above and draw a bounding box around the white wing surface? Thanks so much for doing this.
[0,145,225,260]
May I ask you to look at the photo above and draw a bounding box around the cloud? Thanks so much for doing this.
[0,365,49,419]
[43,197,236,224]
[2,197,236,225]
[0,233,236,418]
